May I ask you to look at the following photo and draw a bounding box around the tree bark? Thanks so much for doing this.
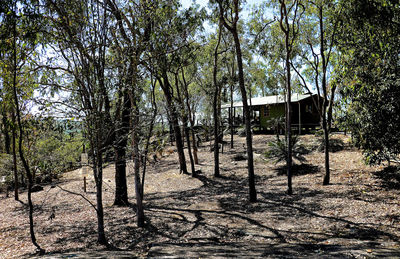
[1,109,11,154]
[213,24,223,178]
[132,97,145,227]
[181,68,199,165]
[218,0,257,202]
[92,148,107,245]
[233,31,257,202]
[319,5,330,185]
[11,110,18,201]
[11,6,43,252]
[279,0,293,195]
[159,74,187,174]
[175,73,195,175]
[113,90,130,206]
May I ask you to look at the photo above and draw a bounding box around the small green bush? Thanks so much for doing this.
[264,135,309,165]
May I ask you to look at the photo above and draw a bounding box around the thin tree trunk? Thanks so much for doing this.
[159,74,187,174]
[11,6,43,252]
[181,68,199,165]
[184,120,196,176]
[230,84,234,149]
[1,109,11,154]
[218,0,257,202]
[141,80,157,193]
[132,102,145,227]
[92,148,107,245]
[280,0,293,195]
[175,72,195,175]
[232,27,257,202]
[213,23,222,178]
[319,5,330,185]
[11,110,18,201]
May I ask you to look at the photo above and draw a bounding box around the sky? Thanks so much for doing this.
[180,0,265,32]
[181,0,261,11]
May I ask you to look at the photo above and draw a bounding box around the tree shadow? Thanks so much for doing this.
[373,166,400,190]
[274,163,320,176]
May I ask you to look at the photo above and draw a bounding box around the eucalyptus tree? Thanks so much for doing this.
[278,0,304,194]
[178,53,202,166]
[214,0,257,202]
[45,0,113,245]
[106,0,154,211]
[0,0,45,253]
[212,21,223,177]
[249,0,303,194]
[147,1,205,175]
[290,0,341,185]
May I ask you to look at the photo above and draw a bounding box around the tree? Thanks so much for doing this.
[338,0,400,164]
[212,21,223,177]
[291,0,340,185]
[148,1,204,175]
[278,0,303,194]
[45,0,113,245]
[215,0,257,202]
[0,0,45,253]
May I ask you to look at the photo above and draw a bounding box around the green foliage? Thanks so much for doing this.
[266,116,285,135]
[338,0,400,164]
[27,117,84,182]
[265,135,308,165]
[0,153,20,190]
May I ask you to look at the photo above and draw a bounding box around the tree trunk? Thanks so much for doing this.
[181,68,199,165]
[322,114,330,185]
[232,27,257,202]
[319,5,330,185]
[280,0,293,195]
[132,103,145,227]
[213,24,222,178]
[114,141,128,206]
[175,72,195,175]
[230,84,234,149]
[92,146,107,245]
[11,110,18,201]
[159,74,187,174]
[1,109,11,154]
[285,45,293,196]
[184,121,196,176]
[11,8,43,252]
[113,91,130,206]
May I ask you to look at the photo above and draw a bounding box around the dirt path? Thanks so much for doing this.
[1,134,400,258]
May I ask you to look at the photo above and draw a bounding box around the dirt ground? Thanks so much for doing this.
[1,134,400,258]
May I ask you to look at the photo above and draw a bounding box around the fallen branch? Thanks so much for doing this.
[56,185,97,212]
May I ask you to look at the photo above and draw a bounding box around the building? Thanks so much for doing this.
[221,93,322,133]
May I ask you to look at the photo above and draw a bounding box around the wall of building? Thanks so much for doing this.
[260,104,285,129]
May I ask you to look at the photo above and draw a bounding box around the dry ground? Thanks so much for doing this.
[1,134,400,258]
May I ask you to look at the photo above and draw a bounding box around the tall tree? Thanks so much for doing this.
[291,0,340,185]
[215,0,257,202]
[106,0,152,208]
[278,0,303,194]
[45,0,113,244]
[212,22,223,177]
[148,1,204,175]
[1,0,45,252]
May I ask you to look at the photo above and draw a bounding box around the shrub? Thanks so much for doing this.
[264,135,309,165]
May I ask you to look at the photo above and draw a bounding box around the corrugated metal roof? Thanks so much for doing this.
[221,94,315,108]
